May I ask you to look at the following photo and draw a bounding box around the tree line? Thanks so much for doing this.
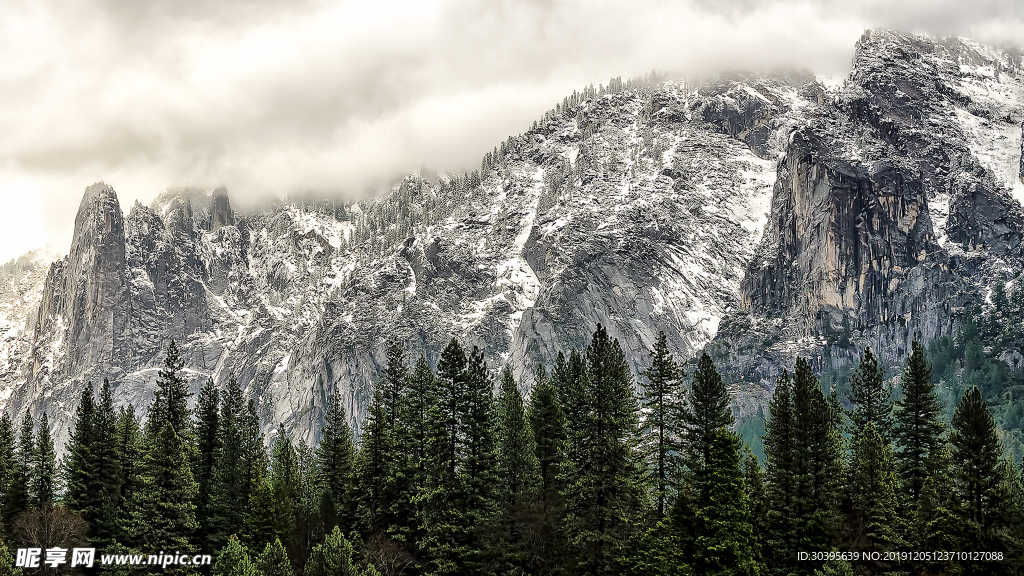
[0,328,1020,575]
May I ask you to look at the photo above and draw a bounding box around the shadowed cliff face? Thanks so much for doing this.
[712,29,1024,385]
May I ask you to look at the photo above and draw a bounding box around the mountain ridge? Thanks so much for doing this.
[1,28,1022,450]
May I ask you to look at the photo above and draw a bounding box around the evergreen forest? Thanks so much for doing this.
[0,325,1022,576]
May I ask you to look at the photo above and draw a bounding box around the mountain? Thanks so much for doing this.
[1,29,1022,449]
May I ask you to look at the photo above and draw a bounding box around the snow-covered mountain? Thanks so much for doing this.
[1,29,1023,448]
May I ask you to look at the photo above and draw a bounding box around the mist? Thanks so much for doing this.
[0,0,1022,263]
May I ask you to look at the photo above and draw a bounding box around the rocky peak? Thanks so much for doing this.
[33,182,129,383]
[210,187,235,231]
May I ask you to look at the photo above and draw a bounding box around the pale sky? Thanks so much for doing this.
[1,0,1022,264]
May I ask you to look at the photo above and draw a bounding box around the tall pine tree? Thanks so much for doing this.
[315,389,356,535]
[32,413,56,506]
[124,340,198,562]
[893,339,944,511]
[640,331,684,518]
[562,325,647,575]
[195,377,221,544]
[845,347,892,443]
[494,366,541,572]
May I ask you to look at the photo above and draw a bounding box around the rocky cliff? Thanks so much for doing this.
[1,29,1023,447]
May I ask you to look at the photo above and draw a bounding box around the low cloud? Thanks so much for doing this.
[0,0,1021,261]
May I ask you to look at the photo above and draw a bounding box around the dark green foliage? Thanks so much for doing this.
[0,413,15,535]
[527,363,567,572]
[763,360,844,576]
[257,538,295,576]
[893,339,945,509]
[848,422,901,560]
[619,520,691,576]
[680,352,735,504]
[742,446,767,571]
[951,386,1004,529]
[791,358,843,557]
[213,535,258,576]
[460,345,497,572]
[13,414,33,518]
[421,338,470,575]
[357,384,391,535]
[640,331,684,518]
[494,366,541,572]
[305,526,366,576]
[315,389,356,533]
[845,347,892,443]
[113,406,142,536]
[561,325,647,575]
[211,377,249,547]
[63,380,120,545]
[268,425,301,550]
[389,355,432,550]
[93,379,120,544]
[64,383,97,515]
[31,412,55,506]
[244,475,279,551]
[123,341,198,561]
[763,370,796,575]
[195,377,221,543]
[691,429,758,576]
[357,343,407,538]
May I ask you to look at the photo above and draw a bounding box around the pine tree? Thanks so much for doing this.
[195,377,221,544]
[93,379,120,545]
[640,331,684,518]
[390,356,433,548]
[562,325,647,575]
[742,446,767,572]
[270,425,301,547]
[124,341,198,561]
[64,383,97,519]
[790,357,843,561]
[763,371,797,575]
[691,429,758,576]
[113,406,143,538]
[32,412,56,506]
[680,353,735,504]
[244,474,280,552]
[305,526,366,576]
[295,439,325,571]
[0,413,15,536]
[211,377,247,547]
[893,339,944,510]
[64,382,118,544]
[421,339,469,575]
[528,364,566,518]
[315,390,356,534]
[356,385,391,535]
[846,347,892,443]
[257,538,295,576]
[950,386,1003,529]
[379,343,407,537]
[11,414,33,520]
[460,345,497,573]
[494,366,541,572]
[213,535,258,576]
[849,422,901,560]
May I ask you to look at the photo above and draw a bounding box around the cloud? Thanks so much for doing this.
[0,0,1021,262]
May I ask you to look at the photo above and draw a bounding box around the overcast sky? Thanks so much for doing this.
[0,0,1022,263]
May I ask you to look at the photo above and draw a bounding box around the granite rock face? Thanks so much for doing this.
[712,30,1024,388]
[1,29,1023,446]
